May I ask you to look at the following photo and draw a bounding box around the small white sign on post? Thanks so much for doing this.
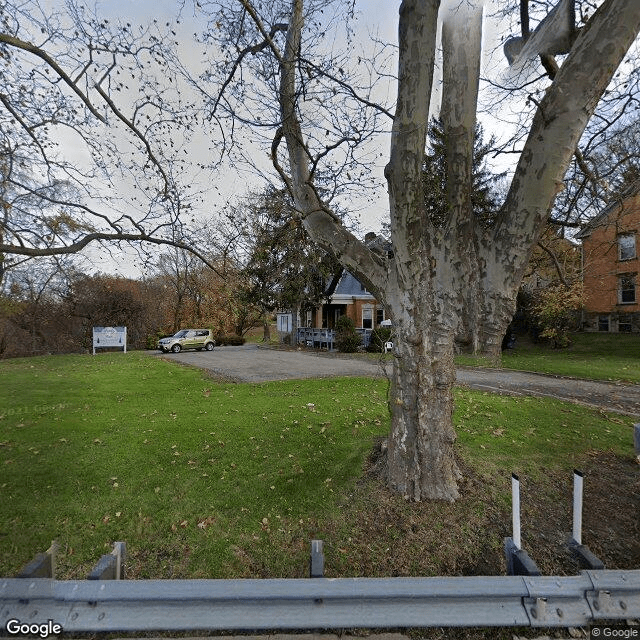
[93,326,127,355]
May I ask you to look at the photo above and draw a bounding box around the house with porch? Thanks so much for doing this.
[308,270,387,330]
[277,233,391,347]
[577,181,640,332]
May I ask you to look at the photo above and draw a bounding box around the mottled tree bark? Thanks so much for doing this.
[276,0,640,500]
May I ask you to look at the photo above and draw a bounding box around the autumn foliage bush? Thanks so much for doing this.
[529,283,583,348]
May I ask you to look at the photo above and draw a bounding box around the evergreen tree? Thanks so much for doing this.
[239,188,340,337]
[422,118,504,226]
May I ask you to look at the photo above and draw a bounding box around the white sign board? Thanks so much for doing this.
[93,326,127,355]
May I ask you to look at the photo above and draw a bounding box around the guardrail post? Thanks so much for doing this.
[310,539,324,578]
[567,470,604,570]
[504,474,541,576]
[88,541,126,580]
[16,541,58,578]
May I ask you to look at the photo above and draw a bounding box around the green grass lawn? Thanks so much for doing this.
[455,331,640,383]
[0,351,636,580]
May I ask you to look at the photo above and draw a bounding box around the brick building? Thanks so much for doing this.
[307,270,387,330]
[577,182,640,332]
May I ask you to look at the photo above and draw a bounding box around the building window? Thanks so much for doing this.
[362,307,373,329]
[376,308,385,325]
[598,315,610,332]
[619,274,636,304]
[618,234,636,261]
[618,314,633,333]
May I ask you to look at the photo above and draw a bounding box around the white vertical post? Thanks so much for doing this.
[573,469,583,545]
[512,473,521,550]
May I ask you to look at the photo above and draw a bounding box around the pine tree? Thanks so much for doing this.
[422,118,504,226]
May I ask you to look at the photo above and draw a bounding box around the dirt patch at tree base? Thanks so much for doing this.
[315,447,639,639]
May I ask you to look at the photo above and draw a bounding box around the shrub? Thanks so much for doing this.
[529,283,583,348]
[366,326,393,353]
[147,331,171,350]
[215,334,246,346]
[335,315,362,353]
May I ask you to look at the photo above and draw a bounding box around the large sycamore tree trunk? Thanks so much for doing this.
[276,0,640,501]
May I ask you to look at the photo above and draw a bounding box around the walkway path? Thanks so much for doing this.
[159,343,640,417]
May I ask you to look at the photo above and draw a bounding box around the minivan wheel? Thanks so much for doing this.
[205,342,214,351]
[171,344,182,353]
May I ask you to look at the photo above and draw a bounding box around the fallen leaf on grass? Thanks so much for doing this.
[197,516,216,530]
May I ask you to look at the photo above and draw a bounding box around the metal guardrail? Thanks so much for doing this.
[3,471,637,633]
[1,570,639,632]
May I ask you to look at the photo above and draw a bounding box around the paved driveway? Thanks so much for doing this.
[157,343,640,417]
[158,343,387,382]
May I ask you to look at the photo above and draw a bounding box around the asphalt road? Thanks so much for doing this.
[157,343,640,417]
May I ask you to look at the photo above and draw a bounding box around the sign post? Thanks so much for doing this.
[92,327,127,355]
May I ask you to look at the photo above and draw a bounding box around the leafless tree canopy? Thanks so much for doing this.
[0,1,231,275]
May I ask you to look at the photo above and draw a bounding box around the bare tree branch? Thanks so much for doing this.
[300,58,395,121]
[210,22,289,118]
[0,32,106,123]
[0,232,222,274]
[537,240,568,285]
[93,82,172,198]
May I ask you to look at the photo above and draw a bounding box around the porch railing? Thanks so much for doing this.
[296,327,374,349]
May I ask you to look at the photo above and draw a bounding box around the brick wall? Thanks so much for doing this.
[582,194,640,331]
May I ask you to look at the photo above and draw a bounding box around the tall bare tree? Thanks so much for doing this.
[202,0,640,500]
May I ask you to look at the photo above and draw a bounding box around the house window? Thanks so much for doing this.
[618,234,636,261]
[618,314,633,332]
[362,307,373,329]
[376,308,385,325]
[598,315,610,332]
[618,274,636,304]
